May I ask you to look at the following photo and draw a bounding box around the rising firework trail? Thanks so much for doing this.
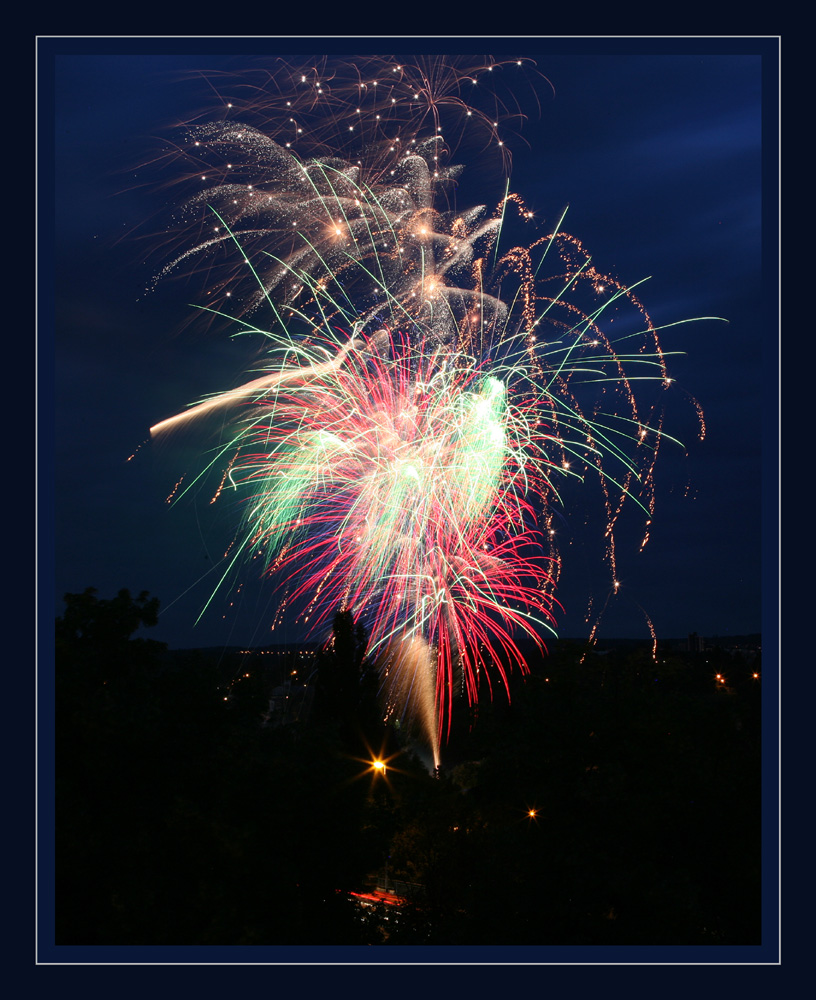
[148,55,710,756]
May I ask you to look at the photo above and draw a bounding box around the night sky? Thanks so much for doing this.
[46,38,776,652]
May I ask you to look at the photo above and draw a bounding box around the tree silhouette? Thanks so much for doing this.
[56,587,166,696]
[314,609,369,729]
[56,586,160,644]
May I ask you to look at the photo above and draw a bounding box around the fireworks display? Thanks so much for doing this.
[149,55,702,750]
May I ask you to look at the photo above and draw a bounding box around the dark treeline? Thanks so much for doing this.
[55,589,761,946]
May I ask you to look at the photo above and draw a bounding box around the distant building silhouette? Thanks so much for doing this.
[686,632,706,653]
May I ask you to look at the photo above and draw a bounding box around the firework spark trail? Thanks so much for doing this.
[149,339,358,436]
[148,55,710,749]
[193,326,562,736]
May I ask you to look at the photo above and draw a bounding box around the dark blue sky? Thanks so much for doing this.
[46,39,776,650]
